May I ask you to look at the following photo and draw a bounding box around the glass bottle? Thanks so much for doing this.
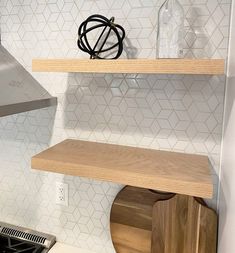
[157,0,184,58]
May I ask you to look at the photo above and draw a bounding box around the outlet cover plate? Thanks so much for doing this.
[55,182,69,206]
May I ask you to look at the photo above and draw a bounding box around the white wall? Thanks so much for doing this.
[218,0,235,252]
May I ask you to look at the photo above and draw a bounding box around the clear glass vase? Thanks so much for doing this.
[157,0,184,58]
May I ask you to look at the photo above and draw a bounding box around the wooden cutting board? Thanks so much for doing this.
[151,195,217,253]
[110,186,217,253]
[110,186,174,253]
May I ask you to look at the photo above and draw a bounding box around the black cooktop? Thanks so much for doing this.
[0,235,44,253]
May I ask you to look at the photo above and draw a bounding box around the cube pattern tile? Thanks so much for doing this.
[0,0,231,252]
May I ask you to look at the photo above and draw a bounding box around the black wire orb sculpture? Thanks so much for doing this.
[77,14,125,59]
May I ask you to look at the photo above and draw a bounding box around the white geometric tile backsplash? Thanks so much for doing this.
[0,0,231,252]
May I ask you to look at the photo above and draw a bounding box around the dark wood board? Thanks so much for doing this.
[152,194,217,253]
[110,186,174,253]
[110,186,217,253]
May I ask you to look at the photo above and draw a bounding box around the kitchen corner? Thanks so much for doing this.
[0,0,234,253]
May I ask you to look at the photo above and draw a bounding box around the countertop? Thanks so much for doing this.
[48,243,95,253]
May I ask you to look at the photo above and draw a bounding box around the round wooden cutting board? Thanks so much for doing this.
[110,186,174,253]
[110,186,217,253]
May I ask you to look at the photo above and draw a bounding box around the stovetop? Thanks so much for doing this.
[0,222,56,253]
[0,235,44,253]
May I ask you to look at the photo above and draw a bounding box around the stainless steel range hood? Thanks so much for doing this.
[0,45,57,117]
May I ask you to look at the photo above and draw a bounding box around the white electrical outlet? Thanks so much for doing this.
[55,182,69,206]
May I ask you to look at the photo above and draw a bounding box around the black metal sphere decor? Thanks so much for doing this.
[77,14,125,59]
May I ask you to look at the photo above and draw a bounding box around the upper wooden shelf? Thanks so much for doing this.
[31,139,213,199]
[32,59,225,75]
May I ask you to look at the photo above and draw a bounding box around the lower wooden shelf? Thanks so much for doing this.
[31,139,213,199]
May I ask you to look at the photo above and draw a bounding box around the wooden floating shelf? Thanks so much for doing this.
[32,59,225,75]
[31,139,213,199]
